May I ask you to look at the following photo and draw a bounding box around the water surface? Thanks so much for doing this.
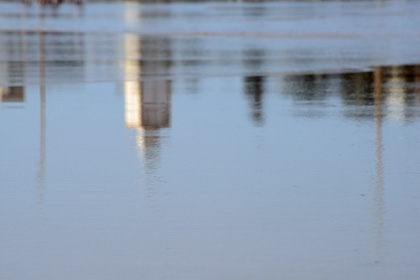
[1,1,420,279]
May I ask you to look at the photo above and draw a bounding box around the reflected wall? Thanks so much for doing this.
[123,33,171,167]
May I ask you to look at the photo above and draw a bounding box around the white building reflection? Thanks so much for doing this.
[123,33,171,168]
[386,66,411,122]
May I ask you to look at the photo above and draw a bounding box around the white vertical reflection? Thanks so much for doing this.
[123,33,142,130]
[386,66,406,122]
[123,31,171,194]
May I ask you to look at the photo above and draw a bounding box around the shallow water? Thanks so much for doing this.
[1,1,420,280]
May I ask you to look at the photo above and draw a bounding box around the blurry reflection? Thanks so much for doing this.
[0,86,25,102]
[282,64,420,122]
[37,29,47,205]
[0,30,85,85]
[342,65,420,121]
[243,48,266,126]
[40,31,85,84]
[0,31,26,86]
[385,66,415,122]
[244,76,265,126]
[242,3,267,18]
[123,34,171,174]
[373,67,385,249]
[281,64,420,249]
[284,73,331,101]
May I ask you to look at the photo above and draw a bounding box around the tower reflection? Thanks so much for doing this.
[123,33,171,173]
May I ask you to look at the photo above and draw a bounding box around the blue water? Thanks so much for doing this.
[1,1,420,279]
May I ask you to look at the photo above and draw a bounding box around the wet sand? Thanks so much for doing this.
[1,1,420,279]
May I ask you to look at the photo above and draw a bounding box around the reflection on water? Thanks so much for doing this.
[0,31,26,86]
[0,86,25,102]
[341,65,420,121]
[123,34,171,191]
[243,47,266,126]
[2,30,419,123]
[0,31,86,85]
[373,67,385,250]
[244,76,265,126]
[37,83,46,206]
[1,2,420,279]
[282,65,420,122]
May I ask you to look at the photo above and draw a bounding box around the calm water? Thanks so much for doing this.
[1,1,420,279]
